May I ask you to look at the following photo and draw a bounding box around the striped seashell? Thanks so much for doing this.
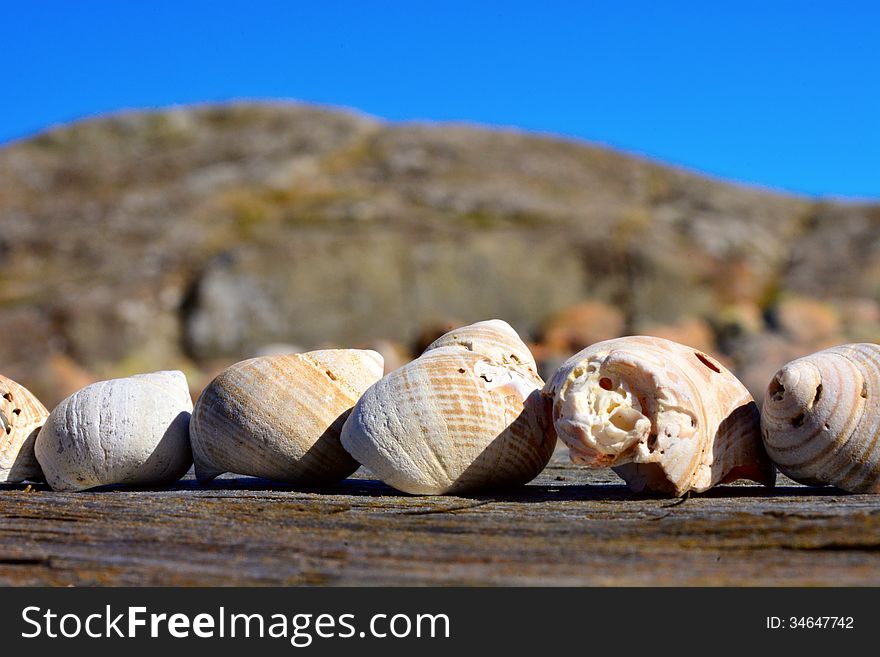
[35,371,193,491]
[341,346,556,495]
[544,336,775,495]
[761,343,880,493]
[423,319,538,374]
[190,349,383,485]
[0,374,49,483]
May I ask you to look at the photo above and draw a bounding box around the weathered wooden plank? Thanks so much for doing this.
[1,450,879,586]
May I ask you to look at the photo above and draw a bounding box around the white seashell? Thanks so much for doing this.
[761,343,880,493]
[0,374,48,483]
[342,323,555,495]
[544,336,774,495]
[34,371,193,491]
[190,349,383,484]
[423,318,538,374]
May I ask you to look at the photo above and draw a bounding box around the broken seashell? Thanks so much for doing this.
[544,336,774,495]
[190,349,383,485]
[423,318,538,374]
[0,374,49,483]
[34,371,193,491]
[761,343,880,493]
[341,339,556,495]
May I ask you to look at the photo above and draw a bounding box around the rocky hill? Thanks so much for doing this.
[1,102,879,406]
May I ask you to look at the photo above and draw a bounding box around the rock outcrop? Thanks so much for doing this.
[1,102,877,405]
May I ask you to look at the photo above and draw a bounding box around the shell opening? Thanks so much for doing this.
[556,366,651,464]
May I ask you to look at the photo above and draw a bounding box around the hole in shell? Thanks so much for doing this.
[812,384,823,406]
[647,433,659,451]
[695,352,721,373]
[2,392,11,402]
[324,370,338,381]
[768,377,785,401]
[457,368,466,374]
[861,382,868,399]
[510,354,520,362]
[599,377,613,391]
[12,408,20,415]
[792,413,805,428]
[455,337,473,351]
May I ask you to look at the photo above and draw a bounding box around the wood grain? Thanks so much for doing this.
[1,449,879,586]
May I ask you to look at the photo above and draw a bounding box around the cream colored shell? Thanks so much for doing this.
[761,343,880,493]
[424,319,538,373]
[342,322,556,495]
[0,374,48,483]
[544,336,774,495]
[35,371,193,491]
[190,349,383,484]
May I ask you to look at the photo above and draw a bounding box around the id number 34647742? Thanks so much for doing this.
[766,617,854,630]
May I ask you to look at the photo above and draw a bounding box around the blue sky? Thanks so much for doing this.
[4,1,879,198]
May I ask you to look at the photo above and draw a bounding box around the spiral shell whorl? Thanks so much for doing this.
[761,343,880,493]
[545,336,773,495]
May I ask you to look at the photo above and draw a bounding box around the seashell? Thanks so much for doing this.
[341,336,556,495]
[761,343,880,493]
[423,318,538,373]
[34,371,193,491]
[0,374,49,483]
[544,336,774,495]
[190,349,383,485]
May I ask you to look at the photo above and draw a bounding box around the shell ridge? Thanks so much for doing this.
[409,358,455,490]
[345,376,435,492]
[761,343,880,492]
[300,352,360,401]
[191,351,373,486]
[839,348,880,489]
